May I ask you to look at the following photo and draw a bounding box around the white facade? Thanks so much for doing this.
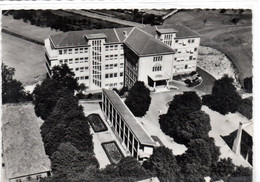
[45,38,124,91]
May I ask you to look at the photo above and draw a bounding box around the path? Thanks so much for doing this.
[162,9,178,20]
[65,10,144,27]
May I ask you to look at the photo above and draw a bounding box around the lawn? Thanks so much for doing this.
[101,141,124,164]
[87,113,108,132]
[2,33,47,86]
[164,9,252,84]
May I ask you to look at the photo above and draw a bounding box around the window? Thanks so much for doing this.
[59,60,63,64]
[152,65,162,72]
[105,65,109,70]
[75,48,79,54]
[114,73,117,77]
[75,58,79,63]
[194,48,197,52]
[64,59,68,64]
[189,56,193,60]
[153,56,162,62]
[185,65,188,69]
[85,76,89,79]
[120,72,123,77]
[174,57,177,60]
[59,50,62,55]
[75,68,79,71]
[84,48,88,53]
[68,49,72,54]
[16,179,22,182]
[175,40,178,43]
[64,49,67,54]
[110,73,113,78]
[85,67,88,70]
[105,46,109,51]
[120,63,124,68]
[105,74,109,78]
[69,59,73,64]
[192,39,195,43]
[114,64,117,67]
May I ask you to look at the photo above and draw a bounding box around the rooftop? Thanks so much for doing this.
[124,28,175,56]
[85,33,107,40]
[102,89,156,146]
[2,103,51,179]
[49,24,200,49]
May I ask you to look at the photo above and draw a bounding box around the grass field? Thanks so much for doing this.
[2,33,47,85]
[164,9,252,83]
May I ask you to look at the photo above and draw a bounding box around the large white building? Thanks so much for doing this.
[45,24,200,91]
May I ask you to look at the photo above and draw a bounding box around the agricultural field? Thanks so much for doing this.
[1,33,47,86]
[164,9,252,83]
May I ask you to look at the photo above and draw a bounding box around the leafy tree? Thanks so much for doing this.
[41,95,92,156]
[211,158,235,180]
[160,109,211,144]
[202,75,242,115]
[143,147,180,181]
[168,91,202,112]
[125,81,151,117]
[50,142,99,181]
[244,77,252,93]
[51,64,80,93]
[2,63,31,103]
[33,64,80,120]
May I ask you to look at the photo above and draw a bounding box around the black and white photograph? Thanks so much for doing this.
[1,2,257,182]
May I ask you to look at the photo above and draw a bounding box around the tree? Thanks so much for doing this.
[143,147,180,181]
[33,64,80,120]
[125,81,151,117]
[211,158,235,180]
[2,63,30,104]
[50,142,99,181]
[160,109,211,144]
[51,64,79,93]
[202,75,242,115]
[168,91,202,113]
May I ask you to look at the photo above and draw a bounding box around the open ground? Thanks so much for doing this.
[164,9,252,83]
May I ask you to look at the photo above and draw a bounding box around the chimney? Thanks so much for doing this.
[232,122,243,154]
[123,31,128,38]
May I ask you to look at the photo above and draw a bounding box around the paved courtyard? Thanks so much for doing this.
[80,101,128,169]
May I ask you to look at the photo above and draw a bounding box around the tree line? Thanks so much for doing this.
[5,10,126,32]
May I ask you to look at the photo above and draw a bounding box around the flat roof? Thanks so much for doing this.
[85,33,107,40]
[157,28,178,34]
[2,103,51,179]
[149,73,170,81]
[102,89,156,146]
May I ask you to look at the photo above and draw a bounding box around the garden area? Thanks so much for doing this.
[172,71,202,87]
[101,141,124,164]
[87,114,108,133]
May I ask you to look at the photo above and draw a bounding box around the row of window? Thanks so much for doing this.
[75,67,89,72]
[174,65,196,70]
[174,56,196,62]
[175,48,197,54]
[15,175,42,182]
[105,82,123,87]
[152,65,162,72]
[164,34,173,40]
[105,54,124,61]
[58,47,88,55]
[76,76,89,80]
[92,40,102,47]
[105,63,124,70]
[153,56,163,62]
[105,44,123,51]
[175,39,195,44]
[164,40,172,46]
[59,57,88,64]
[105,72,124,78]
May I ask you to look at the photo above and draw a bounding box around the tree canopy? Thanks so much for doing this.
[202,75,242,115]
[143,146,180,181]
[2,63,31,104]
[33,64,80,120]
[125,81,151,117]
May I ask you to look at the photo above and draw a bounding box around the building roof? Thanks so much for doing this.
[243,122,253,136]
[50,28,121,48]
[102,89,156,146]
[124,28,175,56]
[85,33,107,40]
[2,103,51,179]
[49,24,200,49]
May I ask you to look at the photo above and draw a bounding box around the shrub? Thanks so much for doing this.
[184,79,192,85]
